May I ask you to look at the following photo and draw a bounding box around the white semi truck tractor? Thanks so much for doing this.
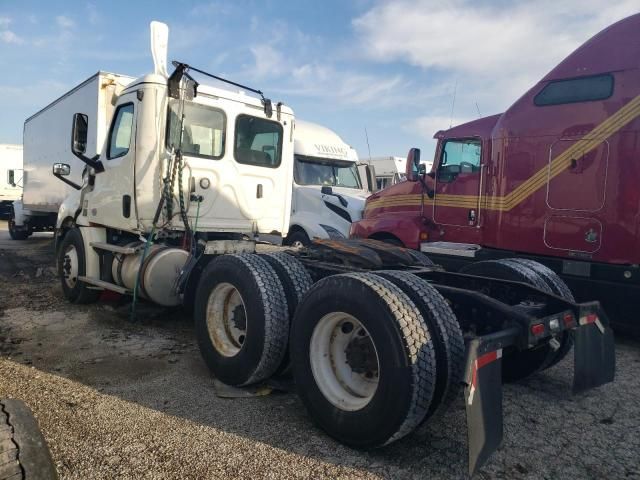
[285,120,371,246]
[44,21,614,475]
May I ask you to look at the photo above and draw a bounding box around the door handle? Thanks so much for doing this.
[256,184,263,198]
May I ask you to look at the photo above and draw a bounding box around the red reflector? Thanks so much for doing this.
[530,323,545,336]
[580,313,598,326]
[563,313,574,327]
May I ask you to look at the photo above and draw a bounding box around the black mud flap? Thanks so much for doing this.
[464,335,511,477]
[573,308,615,394]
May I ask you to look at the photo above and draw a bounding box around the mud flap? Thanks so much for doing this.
[464,338,505,477]
[573,310,615,394]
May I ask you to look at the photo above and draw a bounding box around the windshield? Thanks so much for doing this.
[294,155,362,189]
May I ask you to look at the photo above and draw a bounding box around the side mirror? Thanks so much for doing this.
[321,185,333,195]
[7,170,15,187]
[417,163,427,176]
[52,163,81,190]
[53,163,71,176]
[71,113,88,155]
[405,147,422,181]
[69,113,104,173]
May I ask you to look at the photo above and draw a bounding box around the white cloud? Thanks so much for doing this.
[1,30,23,44]
[249,44,287,79]
[353,0,639,79]
[0,16,11,29]
[354,1,640,145]
[86,3,100,25]
[56,15,74,29]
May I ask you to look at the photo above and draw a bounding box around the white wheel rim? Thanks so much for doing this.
[62,245,79,288]
[291,240,305,248]
[206,282,247,357]
[310,312,380,411]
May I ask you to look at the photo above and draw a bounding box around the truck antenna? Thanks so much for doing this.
[475,102,482,118]
[449,79,458,128]
[364,127,372,163]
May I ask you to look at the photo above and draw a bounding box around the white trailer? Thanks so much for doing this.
[367,155,433,190]
[285,120,370,246]
[44,21,613,475]
[0,144,23,219]
[9,72,134,239]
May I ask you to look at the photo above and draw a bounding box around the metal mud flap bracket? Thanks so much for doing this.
[463,305,615,477]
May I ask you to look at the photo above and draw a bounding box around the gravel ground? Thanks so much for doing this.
[0,221,639,479]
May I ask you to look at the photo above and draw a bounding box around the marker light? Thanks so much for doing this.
[530,323,545,336]
[563,313,574,328]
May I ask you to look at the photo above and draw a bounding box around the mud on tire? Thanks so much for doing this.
[194,254,289,386]
[0,399,57,480]
[290,272,437,448]
[374,270,464,419]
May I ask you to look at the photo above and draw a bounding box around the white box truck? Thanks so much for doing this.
[285,120,371,246]
[9,72,134,239]
[39,21,613,475]
[1,144,23,219]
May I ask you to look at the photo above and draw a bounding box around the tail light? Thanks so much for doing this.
[530,323,545,336]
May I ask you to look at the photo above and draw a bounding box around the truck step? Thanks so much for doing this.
[77,276,131,294]
[90,242,140,255]
[420,242,482,258]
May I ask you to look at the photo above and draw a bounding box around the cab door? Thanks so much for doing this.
[432,138,484,227]
[89,94,138,230]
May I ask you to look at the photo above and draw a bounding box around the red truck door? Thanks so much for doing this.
[432,138,484,228]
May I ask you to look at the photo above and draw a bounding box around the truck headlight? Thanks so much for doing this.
[319,224,346,240]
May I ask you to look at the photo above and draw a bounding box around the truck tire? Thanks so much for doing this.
[8,218,28,241]
[374,271,464,419]
[260,253,313,374]
[506,259,574,370]
[284,230,310,248]
[56,228,100,304]
[194,254,289,386]
[290,272,436,448]
[460,259,556,382]
[406,250,435,267]
[0,399,57,480]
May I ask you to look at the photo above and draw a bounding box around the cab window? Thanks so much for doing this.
[234,115,283,168]
[438,139,481,181]
[107,103,134,159]
[534,73,614,106]
[166,99,225,159]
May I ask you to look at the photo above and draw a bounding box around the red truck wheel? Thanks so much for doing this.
[460,259,557,382]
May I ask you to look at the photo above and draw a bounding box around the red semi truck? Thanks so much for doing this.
[351,14,640,333]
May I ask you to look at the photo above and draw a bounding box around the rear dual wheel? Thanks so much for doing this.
[460,258,575,382]
[290,272,462,448]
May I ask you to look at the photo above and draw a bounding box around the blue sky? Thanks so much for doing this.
[0,1,638,160]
